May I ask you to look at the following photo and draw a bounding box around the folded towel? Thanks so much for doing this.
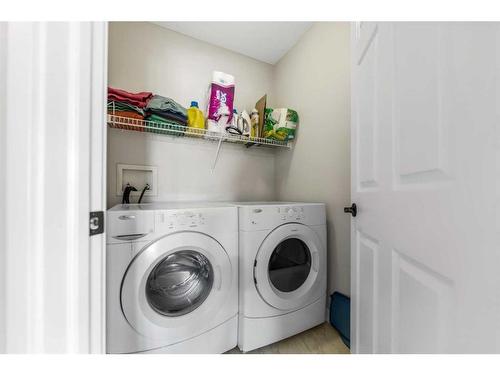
[146,113,185,136]
[109,110,144,120]
[108,87,153,108]
[108,110,145,132]
[146,113,185,126]
[107,101,145,116]
[146,108,187,124]
[146,95,187,118]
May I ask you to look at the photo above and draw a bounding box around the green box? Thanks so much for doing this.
[263,108,299,141]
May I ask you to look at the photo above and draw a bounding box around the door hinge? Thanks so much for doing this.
[90,211,104,236]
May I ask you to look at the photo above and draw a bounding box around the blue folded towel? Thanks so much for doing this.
[145,95,187,119]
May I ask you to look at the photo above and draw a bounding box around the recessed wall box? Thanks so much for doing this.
[116,164,158,197]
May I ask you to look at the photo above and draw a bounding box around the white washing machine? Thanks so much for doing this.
[237,202,327,352]
[106,202,238,354]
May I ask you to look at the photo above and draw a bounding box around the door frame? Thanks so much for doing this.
[0,22,108,353]
[89,21,108,354]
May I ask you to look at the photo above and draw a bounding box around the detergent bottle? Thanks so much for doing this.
[187,101,205,135]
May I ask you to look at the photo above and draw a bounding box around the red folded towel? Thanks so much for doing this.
[108,87,153,108]
[108,110,145,132]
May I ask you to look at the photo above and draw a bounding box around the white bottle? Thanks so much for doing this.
[240,110,251,137]
[250,108,259,138]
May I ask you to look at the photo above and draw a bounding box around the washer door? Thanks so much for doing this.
[254,223,323,311]
[121,232,232,340]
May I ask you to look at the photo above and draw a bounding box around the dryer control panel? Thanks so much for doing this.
[277,206,305,221]
[238,203,326,232]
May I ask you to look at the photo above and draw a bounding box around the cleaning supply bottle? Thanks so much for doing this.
[250,108,259,138]
[226,109,241,135]
[187,101,205,135]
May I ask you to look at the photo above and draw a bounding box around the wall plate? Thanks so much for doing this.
[116,164,158,197]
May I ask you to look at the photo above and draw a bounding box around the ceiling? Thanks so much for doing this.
[152,22,313,65]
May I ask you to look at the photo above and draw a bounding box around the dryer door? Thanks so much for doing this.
[121,231,232,340]
[254,223,325,311]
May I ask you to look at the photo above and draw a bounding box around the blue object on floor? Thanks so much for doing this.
[329,292,350,348]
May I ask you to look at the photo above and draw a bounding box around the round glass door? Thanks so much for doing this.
[145,250,214,317]
[268,238,311,293]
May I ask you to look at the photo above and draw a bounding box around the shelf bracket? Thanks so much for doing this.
[211,134,224,172]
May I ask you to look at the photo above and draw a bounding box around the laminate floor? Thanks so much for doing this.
[226,323,350,354]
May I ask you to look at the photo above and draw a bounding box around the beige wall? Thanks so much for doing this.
[273,23,351,296]
[107,22,276,207]
[107,22,352,296]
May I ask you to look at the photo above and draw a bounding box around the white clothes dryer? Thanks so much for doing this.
[236,202,327,352]
[106,202,238,354]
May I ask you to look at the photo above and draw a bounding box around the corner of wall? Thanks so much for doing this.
[271,22,352,296]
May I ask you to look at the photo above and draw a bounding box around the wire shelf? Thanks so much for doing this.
[106,114,291,149]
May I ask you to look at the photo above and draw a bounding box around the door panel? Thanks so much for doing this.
[391,251,453,353]
[355,231,378,353]
[354,22,378,64]
[351,22,500,353]
[356,24,379,190]
[393,24,451,186]
[394,24,443,180]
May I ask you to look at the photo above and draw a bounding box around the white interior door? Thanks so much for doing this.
[0,22,107,353]
[350,22,500,353]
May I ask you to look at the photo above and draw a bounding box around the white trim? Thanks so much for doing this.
[31,21,47,352]
[89,21,108,354]
[0,21,6,354]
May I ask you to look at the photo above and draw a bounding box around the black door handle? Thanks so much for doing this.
[344,203,357,217]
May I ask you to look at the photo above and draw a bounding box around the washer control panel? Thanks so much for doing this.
[157,211,206,230]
